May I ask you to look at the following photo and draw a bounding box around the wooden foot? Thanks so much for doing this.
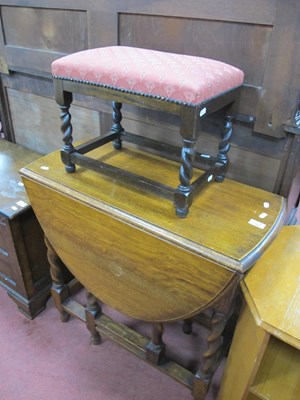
[146,323,166,365]
[192,372,210,400]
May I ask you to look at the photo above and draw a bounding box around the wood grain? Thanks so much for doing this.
[250,336,300,400]
[20,144,284,322]
[7,88,100,154]
[20,144,285,272]
[0,140,51,318]
[0,139,41,217]
[23,176,235,322]
[217,303,270,400]
[243,225,300,349]
[218,226,300,400]
[254,0,300,138]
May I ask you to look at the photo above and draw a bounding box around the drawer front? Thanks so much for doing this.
[0,257,17,289]
[0,214,17,289]
[0,214,10,260]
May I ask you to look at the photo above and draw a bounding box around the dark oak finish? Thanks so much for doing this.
[53,59,241,217]
[0,140,51,318]
[20,145,285,398]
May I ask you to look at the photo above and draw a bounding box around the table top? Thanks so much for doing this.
[0,140,41,218]
[20,140,286,273]
[242,225,300,349]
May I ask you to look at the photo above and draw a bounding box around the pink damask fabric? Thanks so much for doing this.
[51,46,244,106]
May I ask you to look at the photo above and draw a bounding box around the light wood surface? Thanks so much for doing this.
[218,226,300,400]
[0,140,41,218]
[21,142,285,272]
[20,144,285,322]
[250,336,300,400]
[243,225,300,349]
[217,303,270,400]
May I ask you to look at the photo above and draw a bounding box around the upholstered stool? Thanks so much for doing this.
[51,46,244,217]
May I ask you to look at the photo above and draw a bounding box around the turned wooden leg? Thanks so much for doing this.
[85,291,102,345]
[146,323,166,365]
[174,138,196,218]
[192,275,240,400]
[58,90,76,173]
[44,236,70,322]
[111,101,124,150]
[215,115,233,183]
[192,310,227,399]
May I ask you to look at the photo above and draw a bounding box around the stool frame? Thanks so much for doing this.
[54,78,240,217]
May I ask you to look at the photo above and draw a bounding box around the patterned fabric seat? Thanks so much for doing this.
[52,46,244,107]
[51,46,244,217]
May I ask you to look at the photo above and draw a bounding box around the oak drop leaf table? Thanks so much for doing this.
[20,144,285,399]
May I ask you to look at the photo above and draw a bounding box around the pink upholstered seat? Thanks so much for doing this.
[51,46,244,107]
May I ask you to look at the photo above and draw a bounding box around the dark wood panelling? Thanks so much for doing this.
[1,0,297,137]
[119,14,271,118]
[93,0,278,28]
[7,88,100,154]
[275,134,300,209]
[0,10,8,73]
[254,0,300,138]
[119,14,272,88]
[1,6,88,73]
[2,6,88,52]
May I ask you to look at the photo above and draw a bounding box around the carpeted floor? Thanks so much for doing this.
[0,288,224,400]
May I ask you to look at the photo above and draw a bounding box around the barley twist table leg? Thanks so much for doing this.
[44,236,70,322]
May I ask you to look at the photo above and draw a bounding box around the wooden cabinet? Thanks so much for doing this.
[250,337,300,400]
[217,226,300,400]
[0,140,51,318]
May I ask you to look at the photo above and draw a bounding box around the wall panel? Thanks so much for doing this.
[7,89,100,154]
[1,6,88,73]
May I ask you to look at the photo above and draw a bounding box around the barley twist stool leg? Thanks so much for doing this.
[215,115,233,183]
[175,139,196,218]
[59,92,76,173]
[111,101,124,150]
